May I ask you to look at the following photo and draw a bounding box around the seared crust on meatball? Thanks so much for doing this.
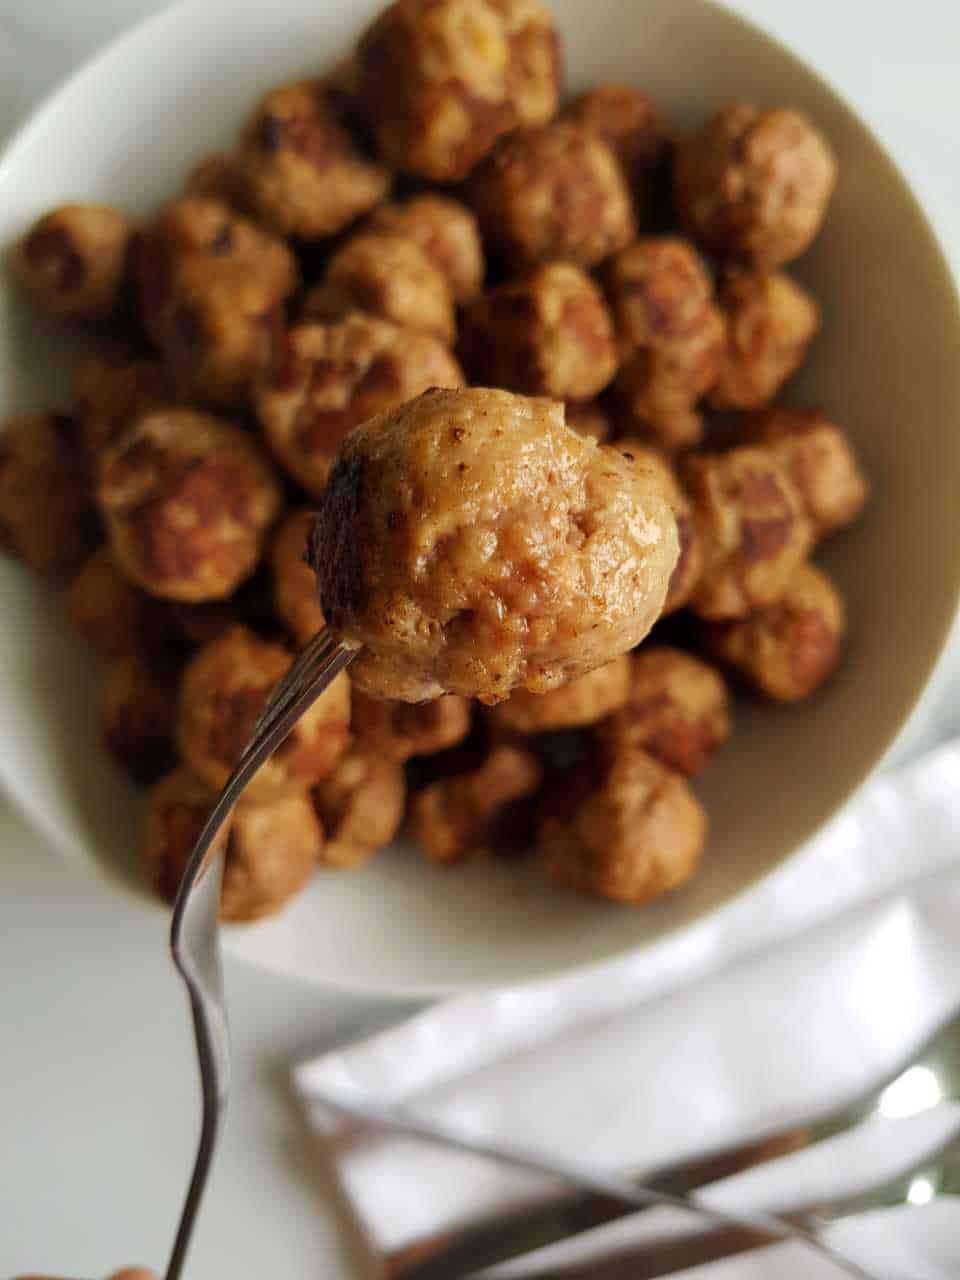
[597,647,730,776]
[469,123,635,271]
[312,747,406,867]
[683,445,813,620]
[704,561,845,702]
[310,387,679,703]
[73,352,172,461]
[102,652,179,786]
[409,742,542,862]
[184,152,245,204]
[460,262,617,402]
[66,547,151,658]
[352,688,471,761]
[563,84,671,205]
[97,408,281,602]
[674,103,837,268]
[605,237,725,450]
[14,204,134,321]
[741,406,868,538]
[356,0,561,181]
[143,767,228,903]
[177,624,351,800]
[257,314,463,495]
[491,654,630,732]
[709,270,819,410]
[271,509,326,647]
[369,195,485,304]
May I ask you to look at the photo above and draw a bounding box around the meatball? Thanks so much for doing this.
[742,406,868,538]
[312,747,405,868]
[72,352,171,461]
[605,237,726,450]
[135,197,297,407]
[566,402,612,443]
[310,387,679,703]
[352,688,471,761]
[563,85,671,205]
[0,412,95,576]
[709,270,819,410]
[97,408,280,602]
[356,0,561,181]
[183,152,245,204]
[705,561,845,702]
[539,743,706,904]
[233,80,391,239]
[177,625,351,800]
[460,263,617,402]
[256,314,464,495]
[409,743,542,863]
[66,547,150,659]
[303,231,456,344]
[13,204,133,321]
[144,767,322,920]
[469,122,635,271]
[271,509,326,647]
[674,103,837,268]
[597,647,730,776]
[102,653,179,786]
[683,445,813,620]
[491,655,630,733]
[368,195,485,305]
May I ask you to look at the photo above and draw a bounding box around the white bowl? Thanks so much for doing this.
[2,0,959,997]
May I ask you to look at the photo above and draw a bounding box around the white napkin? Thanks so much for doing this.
[295,740,960,1278]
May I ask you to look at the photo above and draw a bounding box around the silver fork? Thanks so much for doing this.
[165,628,354,1280]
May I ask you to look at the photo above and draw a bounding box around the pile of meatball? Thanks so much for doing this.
[3,0,867,921]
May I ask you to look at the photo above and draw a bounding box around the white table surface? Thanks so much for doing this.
[2,3,959,1277]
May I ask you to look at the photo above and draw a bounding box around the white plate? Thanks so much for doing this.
[1,0,959,996]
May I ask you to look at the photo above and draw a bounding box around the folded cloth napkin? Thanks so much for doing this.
[295,739,960,1278]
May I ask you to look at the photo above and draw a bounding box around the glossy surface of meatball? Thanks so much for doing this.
[98,408,281,602]
[743,406,868,538]
[563,85,671,203]
[66,547,150,659]
[469,122,635,271]
[135,197,297,406]
[102,653,179,786]
[312,747,406,868]
[491,654,630,732]
[177,625,351,801]
[234,80,391,239]
[705,561,845,702]
[683,445,813,620]
[352,689,471,761]
[310,387,679,703]
[356,0,561,181]
[257,314,463,495]
[271,509,326,647]
[460,262,617,402]
[674,103,837,267]
[539,743,706,903]
[14,204,133,320]
[597,647,730,776]
[72,352,171,461]
[709,270,819,410]
[369,195,485,304]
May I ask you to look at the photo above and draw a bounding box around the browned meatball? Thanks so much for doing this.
[303,231,456,344]
[271,509,325,647]
[409,743,542,863]
[135,197,297,407]
[312,747,405,868]
[460,263,617,402]
[566,402,612,442]
[351,688,471,761]
[233,80,391,239]
[469,123,636,271]
[597,647,730,776]
[356,0,561,181]
[674,103,837,268]
[742,406,868,538]
[605,237,726,449]
[709,270,819,410]
[539,743,706,903]
[183,152,245,204]
[144,767,322,920]
[66,547,150,658]
[705,561,845,702]
[72,352,171,461]
[177,624,351,800]
[97,408,281,602]
[102,653,179,786]
[563,85,671,205]
[683,446,813,620]
[13,204,133,321]
[256,314,463,495]
[491,655,630,732]
[0,412,95,576]
[368,195,485,305]
[310,387,679,703]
